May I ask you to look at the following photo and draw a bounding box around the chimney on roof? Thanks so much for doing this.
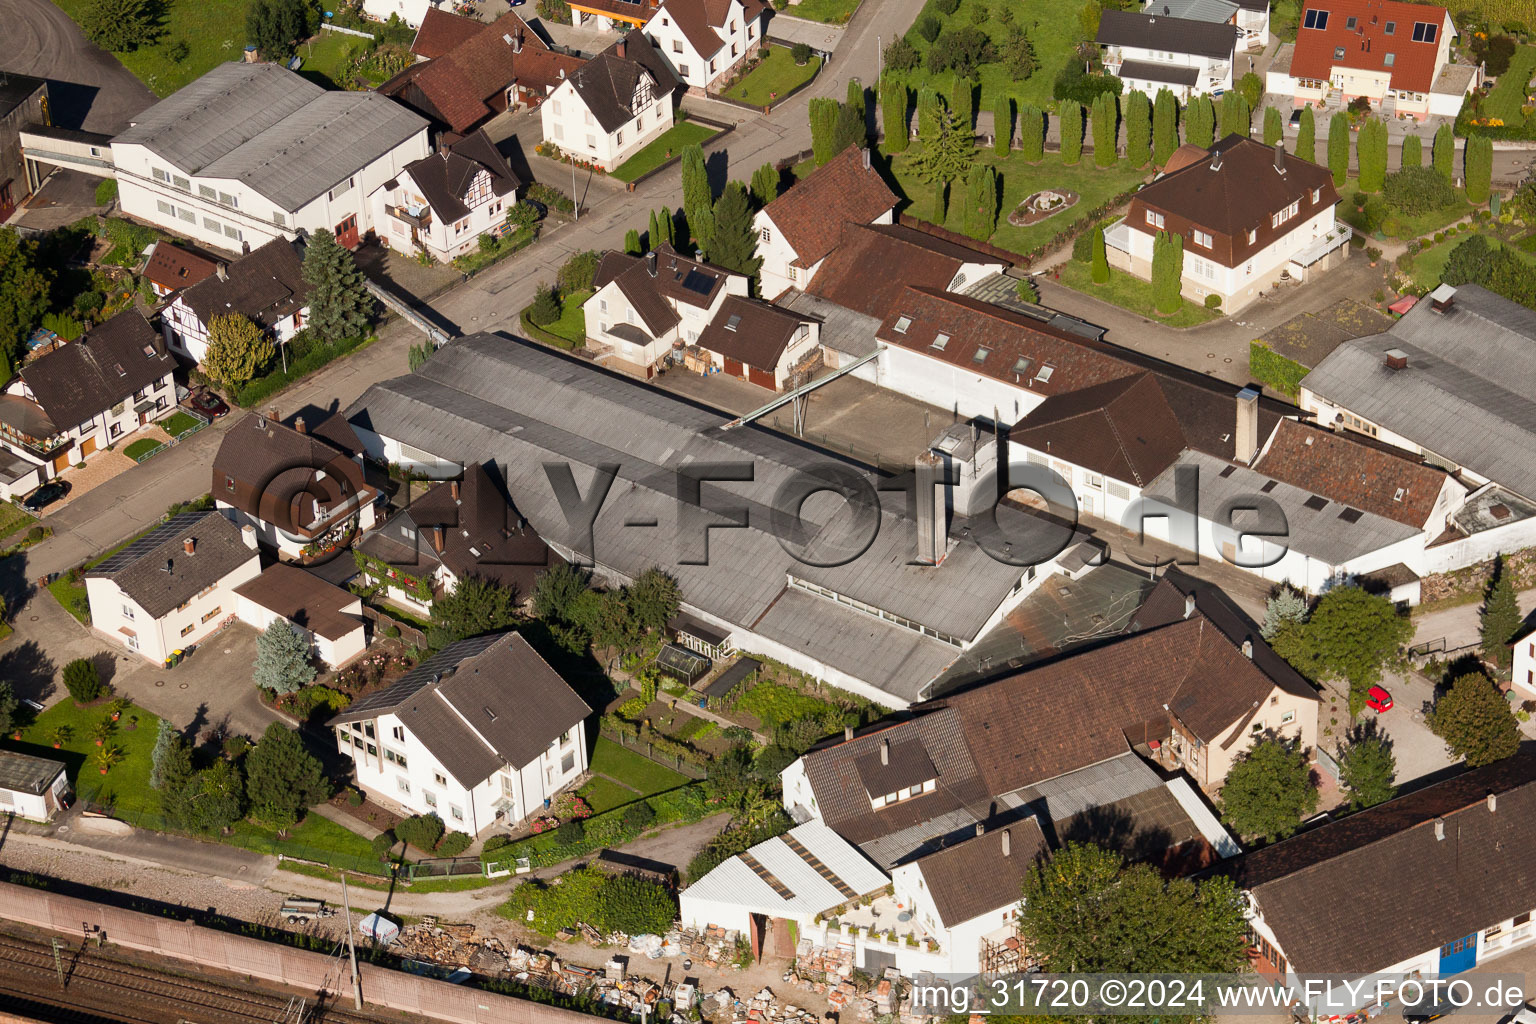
[1430,283,1457,313]
[975,821,985,837]
[1184,593,1196,619]
[844,725,854,741]
[916,451,945,567]
[1002,828,1011,857]
[450,479,461,500]
[1434,818,1446,840]
[1235,386,1261,464]
[1487,791,1498,813]
[1241,638,1253,659]
[514,31,523,53]
[267,407,279,422]
[183,537,195,555]
[880,738,889,765]
[294,416,306,435]
[242,240,251,256]
[1384,348,1408,370]
[616,37,626,58]
[429,525,444,552]
[1274,141,1285,174]
[216,262,228,282]
[646,250,658,277]
[242,524,258,550]
[1210,147,1222,172]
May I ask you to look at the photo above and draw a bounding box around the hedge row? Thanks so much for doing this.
[484,784,714,871]
[1248,342,1309,399]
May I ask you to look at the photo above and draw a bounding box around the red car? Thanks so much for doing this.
[1366,685,1394,713]
[186,387,229,420]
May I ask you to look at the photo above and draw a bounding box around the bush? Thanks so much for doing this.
[1365,246,1383,262]
[503,866,677,936]
[436,831,473,857]
[791,41,812,64]
[529,284,561,326]
[26,526,45,542]
[1204,293,1222,308]
[934,0,959,13]
[621,800,657,831]
[166,37,189,61]
[1383,165,1457,216]
[914,13,941,43]
[347,788,364,807]
[527,182,575,215]
[371,830,399,862]
[94,180,118,206]
[396,813,445,852]
[63,658,105,703]
[556,819,586,845]
[482,835,513,856]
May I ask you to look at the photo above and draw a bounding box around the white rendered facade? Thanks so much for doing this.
[540,77,673,173]
[643,0,765,91]
[85,545,260,665]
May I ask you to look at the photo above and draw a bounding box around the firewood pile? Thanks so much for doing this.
[393,921,512,970]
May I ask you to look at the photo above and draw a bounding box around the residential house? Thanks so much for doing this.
[354,461,559,615]
[583,246,748,376]
[233,563,368,668]
[0,311,177,478]
[1095,9,1239,99]
[85,510,262,665]
[1234,749,1536,1010]
[1143,0,1269,51]
[0,73,49,221]
[160,238,310,365]
[692,295,820,390]
[1509,619,1536,700]
[754,145,898,300]
[212,410,379,558]
[0,451,41,502]
[370,130,521,262]
[1300,284,1536,573]
[1104,135,1348,313]
[143,241,218,299]
[113,63,429,253]
[327,631,591,836]
[540,31,680,172]
[1265,0,1468,119]
[364,0,446,29]
[642,0,768,92]
[345,334,1084,707]
[382,13,584,135]
[0,751,70,822]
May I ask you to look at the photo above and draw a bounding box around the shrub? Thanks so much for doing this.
[371,830,399,862]
[26,526,45,542]
[1434,231,1446,243]
[483,835,513,856]
[1406,239,1422,256]
[529,284,561,326]
[527,183,575,215]
[556,819,586,845]
[1204,293,1222,308]
[791,41,812,64]
[914,14,940,42]
[934,0,959,13]
[396,813,445,852]
[63,658,105,704]
[436,831,473,857]
[347,788,364,807]
[622,800,657,831]
[166,37,189,61]
[1365,246,1383,262]
[1382,165,1457,216]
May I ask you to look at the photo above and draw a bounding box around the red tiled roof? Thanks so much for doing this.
[806,221,1000,321]
[1161,142,1208,173]
[1254,418,1449,529]
[144,241,218,293]
[411,8,486,60]
[760,144,898,269]
[1288,0,1449,94]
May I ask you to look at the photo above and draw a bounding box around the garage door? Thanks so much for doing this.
[80,436,97,458]
[748,366,775,390]
[52,451,70,473]
[723,357,744,378]
[1438,933,1478,974]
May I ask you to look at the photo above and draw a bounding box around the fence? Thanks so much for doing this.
[622,114,736,191]
[1314,745,1341,782]
[360,603,428,649]
[598,721,708,779]
[320,22,374,38]
[127,408,210,463]
[1407,636,1481,661]
[407,856,484,879]
[711,42,827,114]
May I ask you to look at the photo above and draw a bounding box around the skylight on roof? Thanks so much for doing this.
[972,347,990,364]
[1393,488,1405,502]
[1013,356,1032,376]
[893,315,912,334]
[1035,364,1055,383]
[725,314,741,332]
[931,333,950,350]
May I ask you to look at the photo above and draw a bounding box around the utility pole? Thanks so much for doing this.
[340,872,362,1010]
[572,164,579,222]
[51,938,65,988]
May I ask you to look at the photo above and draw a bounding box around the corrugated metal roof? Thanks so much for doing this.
[1142,0,1240,24]
[1001,750,1163,819]
[682,821,889,918]
[114,63,427,211]
[1301,285,1536,503]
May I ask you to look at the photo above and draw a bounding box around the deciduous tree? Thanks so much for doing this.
[1339,724,1398,809]
[245,722,330,830]
[1220,737,1318,842]
[427,575,519,648]
[203,314,273,390]
[253,621,316,695]
[1299,585,1413,715]
[1237,71,1263,109]
[0,229,53,376]
[1430,672,1521,767]
[626,567,680,634]
[0,679,16,737]
[301,228,374,342]
[181,760,245,834]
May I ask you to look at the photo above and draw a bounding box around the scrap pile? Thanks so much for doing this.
[393,920,511,972]
[670,925,742,967]
[782,939,855,997]
[730,986,837,1024]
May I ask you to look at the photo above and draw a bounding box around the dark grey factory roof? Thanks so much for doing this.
[1096,9,1238,60]
[0,73,47,115]
[1116,60,1201,87]
[1141,450,1420,566]
[113,63,427,212]
[344,335,1060,704]
[328,631,590,789]
[0,749,66,796]
[1301,284,1536,503]
[87,511,257,618]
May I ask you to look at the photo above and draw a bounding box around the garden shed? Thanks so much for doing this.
[695,656,761,711]
[654,643,711,686]
[669,612,735,659]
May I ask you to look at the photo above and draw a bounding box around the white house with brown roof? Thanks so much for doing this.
[583,246,749,376]
[754,146,898,300]
[85,511,262,665]
[364,0,446,29]
[327,631,590,836]
[693,295,820,390]
[143,241,218,299]
[1105,135,1348,313]
[540,32,679,172]
[1095,8,1239,99]
[642,0,767,92]
[369,130,522,263]
[233,563,368,669]
[161,238,311,365]
[0,751,70,823]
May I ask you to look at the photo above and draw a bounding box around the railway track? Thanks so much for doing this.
[0,932,378,1024]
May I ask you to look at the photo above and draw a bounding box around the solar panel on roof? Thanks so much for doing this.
[1303,495,1328,511]
[90,512,211,576]
[339,633,504,718]
[1339,507,1364,523]
[680,269,715,295]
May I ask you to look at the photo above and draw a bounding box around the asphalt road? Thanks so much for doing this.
[0,0,156,133]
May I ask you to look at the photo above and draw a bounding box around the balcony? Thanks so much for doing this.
[386,203,433,231]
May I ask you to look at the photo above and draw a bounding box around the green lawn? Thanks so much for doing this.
[1409,230,1536,291]
[589,737,687,795]
[296,31,368,90]
[124,438,162,462]
[736,681,841,729]
[782,0,862,23]
[48,576,92,625]
[897,0,1078,114]
[1338,189,1473,240]
[1485,46,1536,123]
[49,0,254,97]
[159,411,202,437]
[1055,259,1223,328]
[723,47,821,106]
[4,699,164,817]
[577,774,641,813]
[521,288,590,349]
[224,813,380,872]
[886,147,1150,255]
[0,502,36,545]
[611,121,720,183]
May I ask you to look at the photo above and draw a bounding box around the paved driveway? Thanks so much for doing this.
[0,0,155,132]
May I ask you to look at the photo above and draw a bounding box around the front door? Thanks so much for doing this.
[335,214,360,249]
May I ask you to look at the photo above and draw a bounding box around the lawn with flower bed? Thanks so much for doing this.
[1055,260,1223,328]
[159,411,203,438]
[610,122,720,183]
[722,46,821,106]
[3,698,161,817]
